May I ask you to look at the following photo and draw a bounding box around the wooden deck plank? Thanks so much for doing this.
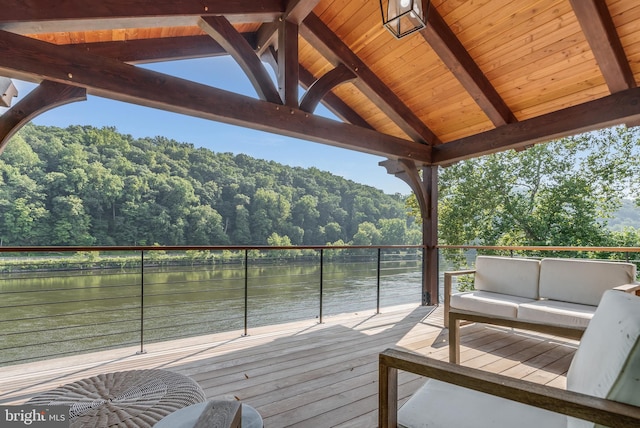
[0,304,579,427]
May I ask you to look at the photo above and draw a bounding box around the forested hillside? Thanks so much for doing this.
[0,124,419,247]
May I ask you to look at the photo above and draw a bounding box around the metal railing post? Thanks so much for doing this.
[137,250,146,354]
[319,248,324,324]
[377,248,381,314]
[243,249,249,336]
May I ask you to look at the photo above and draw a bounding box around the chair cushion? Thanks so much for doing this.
[517,300,595,328]
[474,256,541,299]
[450,290,536,318]
[539,258,636,306]
[398,378,566,428]
[566,290,640,428]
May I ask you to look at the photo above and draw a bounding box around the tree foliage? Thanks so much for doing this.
[0,124,419,246]
[414,126,640,247]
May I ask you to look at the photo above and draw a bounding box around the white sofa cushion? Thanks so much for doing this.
[539,258,636,306]
[474,256,541,299]
[450,290,536,318]
[398,378,566,428]
[517,300,595,328]
[566,290,640,428]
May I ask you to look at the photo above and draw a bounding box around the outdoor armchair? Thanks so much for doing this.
[379,290,640,427]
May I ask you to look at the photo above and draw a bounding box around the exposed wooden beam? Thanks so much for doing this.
[432,87,640,164]
[262,45,372,129]
[256,0,321,54]
[73,36,236,64]
[300,64,356,113]
[0,30,429,162]
[569,0,636,93]
[199,16,282,104]
[0,1,283,31]
[422,9,516,127]
[298,66,372,129]
[0,81,86,153]
[301,12,440,145]
[278,20,299,108]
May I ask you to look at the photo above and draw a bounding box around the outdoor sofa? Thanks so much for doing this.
[443,256,640,363]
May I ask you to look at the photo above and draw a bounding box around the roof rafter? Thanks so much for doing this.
[199,16,282,104]
[301,12,440,145]
[0,29,429,162]
[422,8,516,126]
[569,0,636,93]
[432,87,640,164]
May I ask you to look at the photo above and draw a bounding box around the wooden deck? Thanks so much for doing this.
[0,303,578,427]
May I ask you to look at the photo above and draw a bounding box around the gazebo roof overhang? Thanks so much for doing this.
[2,0,640,168]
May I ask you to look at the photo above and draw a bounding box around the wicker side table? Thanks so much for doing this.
[26,369,206,428]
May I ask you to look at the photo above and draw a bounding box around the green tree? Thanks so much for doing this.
[49,195,95,245]
[352,222,382,245]
[423,127,640,246]
[1,124,414,246]
[378,218,407,244]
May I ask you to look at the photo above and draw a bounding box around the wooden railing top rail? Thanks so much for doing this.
[439,245,640,253]
[2,244,640,253]
[0,244,424,253]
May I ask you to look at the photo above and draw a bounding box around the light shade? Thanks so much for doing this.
[380,0,430,39]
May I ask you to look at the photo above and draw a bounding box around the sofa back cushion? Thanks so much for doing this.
[539,258,636,306]
[566,290,640,428]
[474,256,540,300]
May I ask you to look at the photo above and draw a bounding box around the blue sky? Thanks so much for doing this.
[5,56,411,195]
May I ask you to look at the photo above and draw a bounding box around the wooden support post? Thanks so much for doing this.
[379,160,438,306]
[423,165,438,306]
[278,19,299,108]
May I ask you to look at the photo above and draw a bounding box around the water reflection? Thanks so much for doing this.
[0,259,422,366]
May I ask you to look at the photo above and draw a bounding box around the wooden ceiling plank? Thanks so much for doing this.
[0,80,86,153]
[278,20,299,107]
[432,87,640,164]
[569,0,636,93]
[301,12,440,145]
[422,8,516,127]
[300,63,356,113]
[199,16,282,104]
[0,29,428,162]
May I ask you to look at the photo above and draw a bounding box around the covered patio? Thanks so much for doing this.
[1,0,640,426]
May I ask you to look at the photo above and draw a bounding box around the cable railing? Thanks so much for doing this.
[0,245,423,366]
[3,244,639,367]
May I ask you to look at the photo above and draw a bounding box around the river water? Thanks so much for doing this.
[0,257,425,366]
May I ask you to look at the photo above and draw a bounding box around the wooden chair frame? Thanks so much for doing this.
[379,348,640,428]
